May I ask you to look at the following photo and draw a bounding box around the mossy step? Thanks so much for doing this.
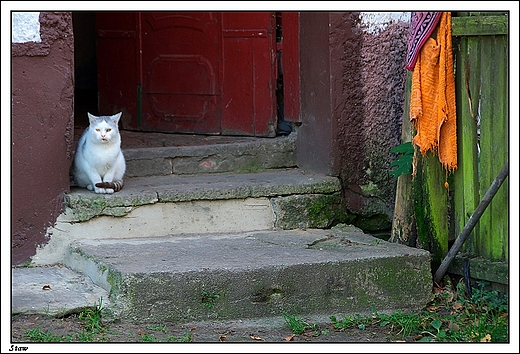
[64,225,433,324]
[64,169,343,223]
[36,169,351,265]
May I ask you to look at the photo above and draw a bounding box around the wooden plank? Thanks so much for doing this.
[448,256,508,285]
[492,34,509,261]
[495,35,508,261]
[452,15,508,36]
[479,35,494,259]
[390,71,417,246]
[478,34,508,261]
[453,36,480,256]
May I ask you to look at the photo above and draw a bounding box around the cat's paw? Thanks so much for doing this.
[94,186,107,194]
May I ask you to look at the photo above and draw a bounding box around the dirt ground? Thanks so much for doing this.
[11,312,405,344]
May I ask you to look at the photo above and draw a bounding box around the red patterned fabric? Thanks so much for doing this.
[405,12,443,71]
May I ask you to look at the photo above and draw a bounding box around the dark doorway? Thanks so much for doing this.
[72,12,98,128]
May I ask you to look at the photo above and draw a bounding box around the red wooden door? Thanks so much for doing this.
[221,12,277,136]
[140,12,222,134]
[96,12,278,137]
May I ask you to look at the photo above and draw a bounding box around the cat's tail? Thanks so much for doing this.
[95,180,124,192]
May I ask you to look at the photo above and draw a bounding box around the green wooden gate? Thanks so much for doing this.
[391,12,509,285]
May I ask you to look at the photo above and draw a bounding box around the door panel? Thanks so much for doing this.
[96,12,279,136]
[222,12,277,136]
[140,12,222,134]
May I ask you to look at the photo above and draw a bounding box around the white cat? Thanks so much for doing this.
[72,112,126,194]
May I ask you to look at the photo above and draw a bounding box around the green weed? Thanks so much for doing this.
[25,328,74,342]
[168,332,193,342]
[17,261,34,268]
[78,297,105,332]
[201,291,220,309]
[138,333,157,342]
[283,310,319,335]
[137,331,193,342]
[389,142,414,178]
[330,279,508,342]
[147,324,167,333]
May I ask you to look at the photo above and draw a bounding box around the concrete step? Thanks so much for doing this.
[36,169,349,265]
[63,225,433,324]
[121,132,297,177]
[11,264,111,317]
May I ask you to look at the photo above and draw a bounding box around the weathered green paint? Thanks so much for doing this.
[448,256,508,286]
[452,34,481,257]
[451,13,508,262]
[451,14,508,36]
[477,33,508,261]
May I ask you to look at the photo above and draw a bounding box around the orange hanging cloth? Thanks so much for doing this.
[410,12,457,172]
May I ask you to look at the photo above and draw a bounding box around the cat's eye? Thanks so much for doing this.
[106,128,111,132]
[95,128,100,132]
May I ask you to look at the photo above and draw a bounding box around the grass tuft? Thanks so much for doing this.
[330,278,508,342]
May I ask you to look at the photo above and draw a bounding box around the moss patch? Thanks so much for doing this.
[273,193,352,229]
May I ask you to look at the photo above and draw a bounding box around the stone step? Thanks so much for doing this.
[63,225,433,324]
[36,169,349,265]
[121,132,297,178]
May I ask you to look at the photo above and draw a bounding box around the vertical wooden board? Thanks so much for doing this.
[478,35,508,261]
[494,36,509,261]
[222,37,255,134]
[477,35,492,258]
[221,12,277,136]
[252,37,277,136]
[391,72,417,246]
[223,12,273,29]
[487,35,508,261]
[413,153,430,251]
[453,36,480,255]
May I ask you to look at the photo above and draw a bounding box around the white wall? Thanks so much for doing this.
[360,12,410,34]
[12,12,41,43]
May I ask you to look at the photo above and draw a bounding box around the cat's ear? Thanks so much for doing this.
[87,112,98,125]
[112,112,122,123]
